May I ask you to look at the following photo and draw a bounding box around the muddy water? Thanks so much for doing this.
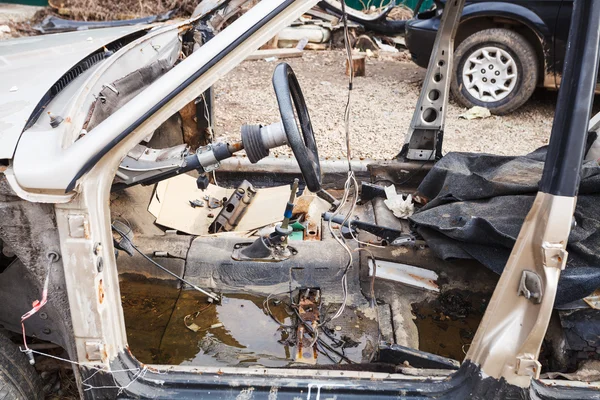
[120,280,368,367]
[412,290,489,362]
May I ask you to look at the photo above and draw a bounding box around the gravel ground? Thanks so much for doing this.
[213,50,598,160]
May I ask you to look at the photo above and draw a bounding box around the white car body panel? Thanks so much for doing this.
[0,26,149,159]
[11,0,317,194]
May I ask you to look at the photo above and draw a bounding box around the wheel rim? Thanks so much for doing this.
[462,46,518,103]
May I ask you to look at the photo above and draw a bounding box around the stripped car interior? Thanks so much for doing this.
[1,0,600,399]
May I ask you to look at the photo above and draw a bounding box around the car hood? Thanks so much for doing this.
[0,26,149,159]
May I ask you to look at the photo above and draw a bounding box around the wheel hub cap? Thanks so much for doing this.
[462,46,518,103]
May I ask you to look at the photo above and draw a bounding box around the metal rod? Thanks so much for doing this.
[281,178,299,230]
[112,225,220,301]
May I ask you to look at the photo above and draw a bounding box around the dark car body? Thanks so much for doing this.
[405,0,591,90]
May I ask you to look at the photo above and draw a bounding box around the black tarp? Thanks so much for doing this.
[409,148,600,306]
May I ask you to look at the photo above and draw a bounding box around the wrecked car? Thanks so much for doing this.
[1,0,600,399]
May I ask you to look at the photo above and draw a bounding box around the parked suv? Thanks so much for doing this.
[406,0,583,114]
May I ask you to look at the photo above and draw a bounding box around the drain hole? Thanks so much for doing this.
[428,89,440,101]
[422,108,438,123]
[433,73,443,83]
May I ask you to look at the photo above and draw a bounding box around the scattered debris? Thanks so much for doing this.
[368,259,439,292]
[542,360,600,382]
[184,303,214,332]
[189,199,205,208]
[149,174,293,235]
[383,185,414,219]
[304,43,328,51]
[583,288,600,310]
[278,25,331,48]
[374,37,399,53]
[459,106,492,120]
[247,48,303,61]
[207,196,223,209]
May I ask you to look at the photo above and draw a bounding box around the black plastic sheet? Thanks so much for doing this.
[410,148,600,306]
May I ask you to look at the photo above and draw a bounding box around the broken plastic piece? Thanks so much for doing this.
[189,199,205,208]
[186,323,201,332]
[368,259,439,292]
[373,37,399,53]
[583,288,600,309]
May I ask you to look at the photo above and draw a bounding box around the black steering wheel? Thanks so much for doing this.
[272,63,322,193]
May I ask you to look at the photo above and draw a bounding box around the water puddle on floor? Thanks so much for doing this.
[120,280,370,367]
[412,290,489,362]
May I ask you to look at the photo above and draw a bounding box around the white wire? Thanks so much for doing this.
[199,91,219,186]
[20,348,165,393]
[323,0,358,323]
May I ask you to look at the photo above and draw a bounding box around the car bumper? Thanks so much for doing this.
[405,15,440,69]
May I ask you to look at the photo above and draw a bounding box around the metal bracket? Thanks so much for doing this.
[518,270,543,304]
[542,242,568,270]
[296,288,321,364]
[231,241,297,262]
[209,180,257,233]
[403,0,466,160]
[516,354,542,378]
[85,340,104,361]
[322,212,416,246]
[196,144,220,172]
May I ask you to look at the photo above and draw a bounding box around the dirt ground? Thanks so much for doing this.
[213,50,588,160]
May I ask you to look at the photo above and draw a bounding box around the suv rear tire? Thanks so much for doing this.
[0,331,43,400]
[450,28,539,115]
